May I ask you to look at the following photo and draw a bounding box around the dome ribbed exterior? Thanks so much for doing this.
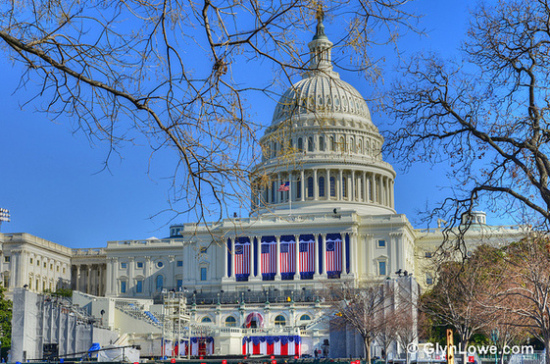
[271,75,372,127]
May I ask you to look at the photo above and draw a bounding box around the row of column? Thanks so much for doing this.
[223,233,357,281]
[257,169,394,208]
[73,263,107,296]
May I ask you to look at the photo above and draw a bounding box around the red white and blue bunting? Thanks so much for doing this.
[163,337,214,357]
[242,335,301,356]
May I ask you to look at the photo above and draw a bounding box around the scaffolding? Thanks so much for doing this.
[162,291,190,359]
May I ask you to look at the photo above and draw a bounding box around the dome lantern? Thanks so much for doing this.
[307,7,334,75]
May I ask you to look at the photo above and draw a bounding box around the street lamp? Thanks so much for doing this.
[0,209,10,231]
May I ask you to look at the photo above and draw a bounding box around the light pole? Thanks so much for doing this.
[0,209,10,231]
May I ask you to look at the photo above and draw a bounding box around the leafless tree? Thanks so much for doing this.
[421,254,491,364]
[328,282,389,363]
[385,0,550,253]
[486,236,550,364]
[0,0,418,225]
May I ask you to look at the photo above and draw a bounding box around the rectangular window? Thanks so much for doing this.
[425,252,432,258]
[50,264,53,270]
[426,275,433,285]
[200,267,207,281]
[63,267,66,274]
[177,279,183,289]
[37,260,40,266]
[120,281,127,293]
[43,262,46,268]
[4,256,10,263]
[136,280,143,293]
[121,262,127,269]
[177,260,183,267]
[30,258,33,264]
[56,266,59,272]
[137,262,144,268]
[199,247,207,254]
[378,240,386,248]
[378,261,386,276]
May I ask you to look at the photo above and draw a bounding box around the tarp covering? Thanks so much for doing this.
[97,346,140,363]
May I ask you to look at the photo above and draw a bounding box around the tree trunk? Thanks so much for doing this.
[363,337,371,364]
[460,338,469,364]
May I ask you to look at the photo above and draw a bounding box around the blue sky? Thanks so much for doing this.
[0,1,489,248]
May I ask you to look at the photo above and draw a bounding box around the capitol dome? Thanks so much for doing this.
[251,14,396,216]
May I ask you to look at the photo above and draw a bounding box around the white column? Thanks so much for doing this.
[346,175,353,201]
[275,236,281,280]
[145,256,152,295]
[169,255,176,289]
[289,171,294,201]
[230,238,236,279]
[363,171,367,202]
[300,170,305,201]
[351,171,356,201]
[341,235,347,276]
[314,235,320,278]
[223,240,228,278]
[313,169,318,200]
[129,257,135,295]
[320,235,326,277]
[294,234,300,279]
[350,232,357,277]
[390,180,395,208]
[113,259,119,295]
[277,173,281,204]
[104,262,111,296]
[76,266,81,292]
[338,169,343,200]
[326,169,330,199]
[255,236,261,278]
[249,237,255,279]
[372,174,379,203]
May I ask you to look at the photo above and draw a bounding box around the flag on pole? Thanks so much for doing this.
[278,181,290,191]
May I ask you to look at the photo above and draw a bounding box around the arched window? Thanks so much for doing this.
[308,137,314,152]
[339,136,346,152]
[225,316,237,327]
[274,315,286,326]
[201,317,212,323]
[330,137,336,151]
[300,314,312,321]
[330,177,336,197]
[307,177,314,198]
[350,137,355,153]
[297,138,303,151]
[319,136,325,151]
[156,275,163,291]
[319,177,325,197]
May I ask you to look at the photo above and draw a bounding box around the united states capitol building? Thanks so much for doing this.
[1,16,529,362]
